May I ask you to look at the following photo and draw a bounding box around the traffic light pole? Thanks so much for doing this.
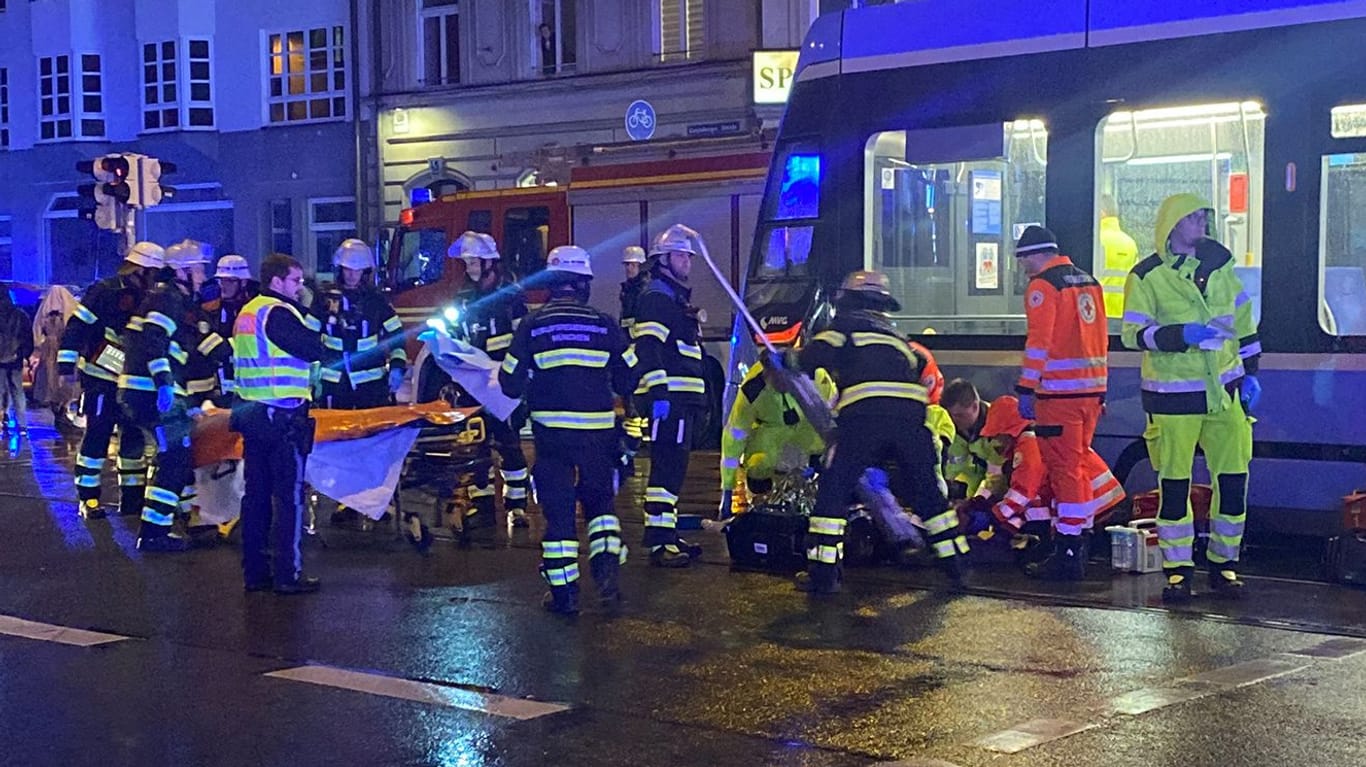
[117,202,135,257]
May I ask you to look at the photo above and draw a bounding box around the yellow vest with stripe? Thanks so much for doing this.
[232,295,313,405]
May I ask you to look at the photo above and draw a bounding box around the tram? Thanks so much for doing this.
[737,0,1366,538]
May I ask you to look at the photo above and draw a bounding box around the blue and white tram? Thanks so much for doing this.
[737,0,1366,539]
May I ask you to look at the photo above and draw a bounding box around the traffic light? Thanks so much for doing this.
[76,154,131,231]
[137,157,176,207]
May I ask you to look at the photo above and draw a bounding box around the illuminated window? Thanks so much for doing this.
[1331,104,1366,139]
[0,68,9,148]
[864,121,1047,335]
[656,0,704,62]
[1318,153,1366,336]
[38,55,72,141]
[536,0,576,76]
[420,0,460,86]
[267,27,347,124]
[1095,101,1265,325]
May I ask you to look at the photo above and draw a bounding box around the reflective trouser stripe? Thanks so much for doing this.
[141,485,181,528]
[587,515,621,535]
[645,509,677,529]
[542,562,580,586]
[588,536,628,564]
[542,540,580,558]
[807,542,843,564]
[1208,516,1246,563]
[645,486,678,506]
[468,484,495,498]
[1158,521,1195,568]
[807,516,847,537]
[924,509,967,559]
[924,509,958,535]
[932,536,971,558]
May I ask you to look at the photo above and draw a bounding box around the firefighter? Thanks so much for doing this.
[789,271,966,593]
[626,224,710,567]
[618,245,650,475]
[942,379,1007,501]
[314,238,407,410]
[452,231,532,537]
[201,254,258,403]
[159,241,230,409]
[1014,225,1111,580]
[719,351,836,516]
[1122,194,1260,602]
[499,245,632,614]
[58,242,163,519]
[119,240,219,551]
[974,395,1124,547]
[231,254,328,594]
[1098,194,1140,319]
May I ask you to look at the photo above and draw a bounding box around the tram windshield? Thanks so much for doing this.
[865,120,1047,335]
[1096,101,1266,327]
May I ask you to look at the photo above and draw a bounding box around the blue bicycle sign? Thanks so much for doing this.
[625,100,656,141]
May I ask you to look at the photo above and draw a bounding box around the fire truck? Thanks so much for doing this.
[382,152,769,446]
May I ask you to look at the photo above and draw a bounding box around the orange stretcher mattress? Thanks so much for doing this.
[191,401,476,468]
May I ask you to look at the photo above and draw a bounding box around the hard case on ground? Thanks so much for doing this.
[725,504,807,572]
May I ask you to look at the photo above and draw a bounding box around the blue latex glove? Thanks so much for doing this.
[1240,374,1261,412]
[156,385,175,414]
[1182,323,1219,346]
[1018,392,1036,420]
[388,367,404,394]
[651,399,671,422]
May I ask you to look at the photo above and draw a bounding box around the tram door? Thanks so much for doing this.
[865,121,1047,336]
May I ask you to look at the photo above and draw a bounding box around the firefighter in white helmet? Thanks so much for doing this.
[500,245,634,614]
[312,239,407,410]
[626,224,709,567]
[443,231,533,538]
[59,241,165,519]
[201,254,259,404]
[119,239,228,550]
[617,244,651,476]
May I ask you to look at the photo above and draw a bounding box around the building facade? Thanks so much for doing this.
[0,0,360,286]
[360,0,827,245]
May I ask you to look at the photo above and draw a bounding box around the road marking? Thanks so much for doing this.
[971,719,1097,754]
[872,760,964,767]
[1106,682,1219,716]
[265,665,571,720]
[1178,657,1308,688]
[0,615,130,647]
[1284,637,1366,660]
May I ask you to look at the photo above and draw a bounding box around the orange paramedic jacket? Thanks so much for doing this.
[911,340,944,405]
[1017,255,1108,397]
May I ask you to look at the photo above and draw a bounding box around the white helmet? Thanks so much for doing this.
[125,241,166,269]
[333,238,375,271]
[164,239,209,268]
[622,245,647,264]
[648,224,703,258]
[214,254,251,280]
[546,245,593,278]
[448,230,500,261]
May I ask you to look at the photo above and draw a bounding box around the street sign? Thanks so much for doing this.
[625,100,656,141]
[686,121,742,138]
[752,50,799,104]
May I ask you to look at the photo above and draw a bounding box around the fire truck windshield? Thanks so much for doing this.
[390,227,448,289]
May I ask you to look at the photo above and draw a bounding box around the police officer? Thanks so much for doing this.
[201,254,259,404]
[231,254,328,594]
[314,239,406,410]
[1122,194,1261,602]
[451,231,532,537]
[58,242,163,519]
[119,240,219,551]
[790,271,967,593]
[618,245,650,475]
[626,224,709,567]
[500,245,632,614]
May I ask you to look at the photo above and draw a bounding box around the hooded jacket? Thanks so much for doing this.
[0,290,34,370]
[1120,193,1260,415]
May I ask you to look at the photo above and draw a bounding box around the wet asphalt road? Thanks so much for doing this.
[1,416,1365,767]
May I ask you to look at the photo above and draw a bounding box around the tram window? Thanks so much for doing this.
[1096,101,1266,327]
[751,225,813,278]
[765,144,821,222]
[1331,104,1366,139]
[1318,153,1366,336]
[864,120,1047,335]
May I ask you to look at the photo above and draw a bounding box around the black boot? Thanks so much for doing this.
[118,487,146,517]
[677,537,704,559]
[591,554,622,607]
[794,563,842,594]
[1025,533,1087,580]
[1162,566,1195,603]
[649,544,691,568]
[1207,565,1246,599]
[939,555,968,591]
[136,524,190,552]
[542,584,580,615]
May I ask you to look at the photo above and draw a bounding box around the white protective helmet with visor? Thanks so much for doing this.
[545,245,593,279]
[164,239,209,269]
[622,245,647,264]
[333,238,376,271]
[648,224,703,259]
[214,254,252,280]
[125,241,166,269]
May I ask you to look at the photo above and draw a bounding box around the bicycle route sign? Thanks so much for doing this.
[625,100,656,141]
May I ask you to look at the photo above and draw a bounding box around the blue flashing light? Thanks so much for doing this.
[775,153,821,221]
[411,187,434,207]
